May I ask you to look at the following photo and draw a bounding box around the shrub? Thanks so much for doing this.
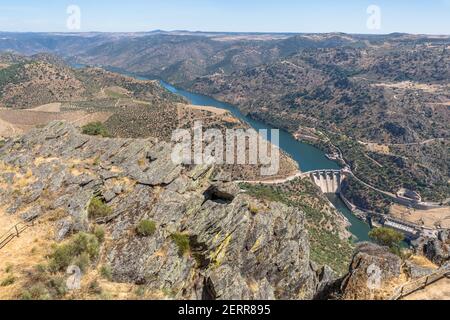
[46,276,67,298]
[48,232,100,272]
[136,220,156,237]
[88,280,102,295]
[21,283,50,300]
[1,275,15,287]
[88,197,112,220]
[93,225,105,243]
[135,286,146,297]
[100,265,112,281]
[5,264,13,273]
[369,227,404,253]
[171,233,190,257]
[71,252,90,272]
[82,122,110,137]
[48,242,73,272]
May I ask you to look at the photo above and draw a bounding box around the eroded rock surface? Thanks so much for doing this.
[422,231,450,266]
[0,121,328,300]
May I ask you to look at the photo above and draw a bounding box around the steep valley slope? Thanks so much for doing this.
[0,121,343,300]
[0,32,449,300]
[1,121,447,300]
[5,31,443,209]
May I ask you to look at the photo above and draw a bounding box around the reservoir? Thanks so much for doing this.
[93,65,372,242]
[159,80,372,242]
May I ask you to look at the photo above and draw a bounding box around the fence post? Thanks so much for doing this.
[15,225,19,237]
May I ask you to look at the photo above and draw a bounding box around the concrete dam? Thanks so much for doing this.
[309,170,344,194]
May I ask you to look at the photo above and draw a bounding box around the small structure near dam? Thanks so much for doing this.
[307,169,444,240]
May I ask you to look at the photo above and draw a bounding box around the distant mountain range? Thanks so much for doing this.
[1,31,449,206]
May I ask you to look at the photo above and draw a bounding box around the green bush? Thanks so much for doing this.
[369,227,404,252]
[136,220,156,237]
[171,233,190,257]
[100,265,112,281]
[82,122,110,137]
[21,283,50,300]
[71,252,90,273]
[46,276,67,298]
[1,274,15,287]
[88,280,103,295]
[88,197,113,219]
[93,225,106,243]
[48,232,100,272]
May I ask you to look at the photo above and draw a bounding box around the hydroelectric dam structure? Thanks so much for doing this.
[308,169,345,194]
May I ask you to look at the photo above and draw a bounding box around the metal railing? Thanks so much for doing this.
[390,265,450,300]
[0,220,35,250]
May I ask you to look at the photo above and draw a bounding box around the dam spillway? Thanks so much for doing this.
[309,170,344,194]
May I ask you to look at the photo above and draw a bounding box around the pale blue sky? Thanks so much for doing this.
[0,0,449,34]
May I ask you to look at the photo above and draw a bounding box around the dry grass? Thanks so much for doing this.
[27,103,62,113]
[361,142,391,155]
[403,278,450,300]
[0,109,112,138]
[0,207,165,300]
[390,204,450,229]
[0,210,54,300]
[180,104,228,115]
[408,255,438,270]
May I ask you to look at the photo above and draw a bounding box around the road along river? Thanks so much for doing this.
[158,80,372,242]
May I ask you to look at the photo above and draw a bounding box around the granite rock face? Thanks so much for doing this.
[0,121,328,300]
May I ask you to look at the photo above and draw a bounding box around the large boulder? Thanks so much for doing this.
[340,243,403,300]
[422,231,450,266]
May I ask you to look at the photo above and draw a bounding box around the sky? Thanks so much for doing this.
[0,0,449,34]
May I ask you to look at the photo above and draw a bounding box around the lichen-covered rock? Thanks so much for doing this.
[0,121,326,300]
[404,261,435,279]
[422,231,450,266]
[340,243,403,300]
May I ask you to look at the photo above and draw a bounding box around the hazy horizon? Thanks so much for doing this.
[1,29,449,37]
[0,0,449,35]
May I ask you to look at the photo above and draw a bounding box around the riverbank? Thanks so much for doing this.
[158,80,373,242]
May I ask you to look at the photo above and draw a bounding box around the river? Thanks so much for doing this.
[82,64,371,242]
[158,80,372,242]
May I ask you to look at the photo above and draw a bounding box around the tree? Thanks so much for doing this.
[369,227,404,252]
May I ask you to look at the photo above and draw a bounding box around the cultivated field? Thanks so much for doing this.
[0,107,112,139]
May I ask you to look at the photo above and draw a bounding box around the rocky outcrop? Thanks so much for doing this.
[339,243,403,300]
[0,121,332,300]
[421,231,450,266]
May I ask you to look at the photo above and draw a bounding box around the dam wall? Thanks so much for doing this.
[309,170,343,194]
